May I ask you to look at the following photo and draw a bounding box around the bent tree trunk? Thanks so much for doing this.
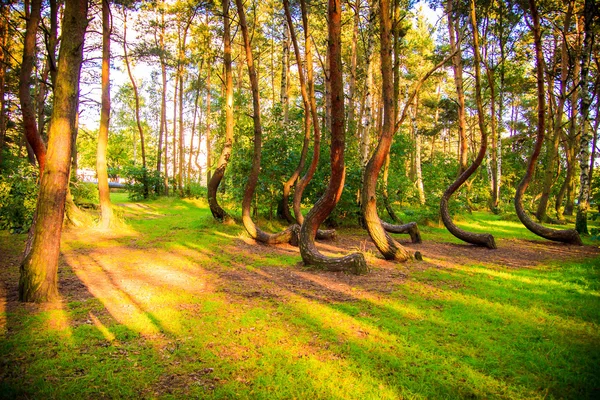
[97,0,113,229]
[19,0,88,302]
[207,0,233,221]
[284,0,336,241]
[440,0,496,249]
[19,0,46,173]
[514,0,582,245]
[299,0,367,274]
[281,0,311,224]
[362,0,415,261]
[235,0,299,245]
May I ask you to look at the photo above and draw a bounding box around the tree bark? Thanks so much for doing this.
[299,0,367,273]
[536,3,573,222]
[235,0,299,245]
[575,0,597,235]
[440,0,496,249]
[19,0,88,302]
[123,8,148,198]
[361,0,415,262]
[19,0,47,173]
[281,0,311,224]
[0,3,8,168]
[207,0,233,221]
[514,0,582,245]
[446,0,467,174]
[97,0,112,229]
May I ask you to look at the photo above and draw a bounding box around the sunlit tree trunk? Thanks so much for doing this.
[299,0,367,273]
[412,98,425,205]
[123,8,148,198]
[97,0,113,229]
[514,0,581,245]
[207,0,233,221]
[346,0,360,138]
[157,1,168,195]
[19,0,88,302]
[280,21,290,125]
[205,59,212,184]
[19,0,46,173]
[235,0,299,245]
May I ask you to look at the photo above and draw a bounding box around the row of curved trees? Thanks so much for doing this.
[13,0,596,302]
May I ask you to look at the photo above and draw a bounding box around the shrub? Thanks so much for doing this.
[122,166,163,200]
[0,163,39,233]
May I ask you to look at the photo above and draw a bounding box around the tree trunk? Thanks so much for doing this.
[97,0,112,229]
[35,0,58,142]
[188,67,202,190]
[440,0,496,249]
[299,0,367,273]
[346,0,360,138]
[536,4,573,222]
[205,57,212,184]
[361,0,415,262]
[412,98,425,205]
[235,0,299,245]
[0,3,8,167]
[514,0,582,245]
[123,8,148,198]
[207,0,233,221]
[575,0,596,235]
[446,0,467,174]
[382,153,401,223]
[281,0,311,224]
[19,0,47,173]
[19,0,88,302]
[159,1,169,195]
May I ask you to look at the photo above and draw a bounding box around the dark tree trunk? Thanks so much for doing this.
[97,0,113,229]
[575,0,597,235]
[235,0,299,245]
[207,0,233,221]
[0,3,8,167]
[291,0,336,241]
[19,0,47,173]
[299,0,367,274]
[19,0,88,302]
[440,0,496,249]
[514,0,582,245]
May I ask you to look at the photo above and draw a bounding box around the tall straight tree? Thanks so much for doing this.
[19,0,46,173]
[299,0,367,274]
[97,0,113,229]
[234,0,299,245]
[513,0,581,245]
[207,0,233,221]
[123,7,148,198]
[19,0,88,302]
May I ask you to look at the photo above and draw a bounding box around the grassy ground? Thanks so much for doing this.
[1,195,599,399]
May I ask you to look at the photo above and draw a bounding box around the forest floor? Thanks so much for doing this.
[1,195,599,399]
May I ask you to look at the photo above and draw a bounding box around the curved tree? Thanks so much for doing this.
[235,0,299,245]
[361,0,419,261]
[439,0,496,249]
[513,0,582,245]
[299,0,367,274]
[280,0,311,225]
[20,0,88,302]
[207,0,233,221]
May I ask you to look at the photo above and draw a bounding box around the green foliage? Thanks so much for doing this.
[122,166,164,200]
[70,181,99,206]
[0,161,38,233]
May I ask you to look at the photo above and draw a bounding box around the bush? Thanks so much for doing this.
[122,166,163,200]
[70,181,99,206]
[0,163,39,233]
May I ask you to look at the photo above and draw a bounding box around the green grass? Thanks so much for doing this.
[1,198,599,399]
